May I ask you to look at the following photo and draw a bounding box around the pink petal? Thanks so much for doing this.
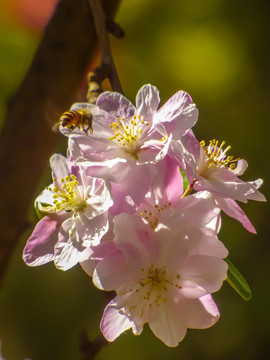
[148,295,188,347]
[23,213,66,266]
[180,256,228,294]
[189,232,229,259]
[150,155,183,205]
[80,241,117,277]
[71,135,124,163]
[110,165,152,215]
[86,159,130,183]
[100,299,134,342]
[93,251,133,290]
[97,91,136,119]
[181,130,201,162]
[155,91,198,139]
[164,192,220,230]
[179,282,208,299]
[194,169,266,203]
[186,294,220,329]
[113,213,152,269]
[215,197,257,233]
[152,226,189,270]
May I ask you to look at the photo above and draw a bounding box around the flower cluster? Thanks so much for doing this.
[23,84,265,347]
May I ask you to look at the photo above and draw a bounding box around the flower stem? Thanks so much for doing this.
[181,183,193,198]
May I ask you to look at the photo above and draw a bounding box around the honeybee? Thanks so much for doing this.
[56,109,93,134]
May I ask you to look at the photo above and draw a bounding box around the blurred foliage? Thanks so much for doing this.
[0,0,270,359]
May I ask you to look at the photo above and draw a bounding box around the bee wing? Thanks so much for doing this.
[52,121,60,133]
[71,102,98,113]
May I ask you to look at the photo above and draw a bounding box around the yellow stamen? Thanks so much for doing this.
[108,115,150,159]
[140,202,172,229]
[48,175,86,213]
[200,139,239,170]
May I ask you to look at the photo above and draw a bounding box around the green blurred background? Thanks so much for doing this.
[0,0,269,358]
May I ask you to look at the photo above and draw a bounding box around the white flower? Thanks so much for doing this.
[23,154,113,270]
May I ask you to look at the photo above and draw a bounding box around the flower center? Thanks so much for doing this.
[200,139,239,171]
[109,115,150,159]
[47,175,87,213]
[120,264,182,319]
[140,202,172,229]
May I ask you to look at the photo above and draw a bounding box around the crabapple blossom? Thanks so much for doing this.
[23,82,266,348]
[23,153,113,270]
[92,213,228,347]
[65,85,198,212]
[176,130,266,233]
[136,156,222,233]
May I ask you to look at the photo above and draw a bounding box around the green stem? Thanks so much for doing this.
[181,183,193,198]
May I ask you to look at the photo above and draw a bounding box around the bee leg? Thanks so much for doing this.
[84,123,94,134]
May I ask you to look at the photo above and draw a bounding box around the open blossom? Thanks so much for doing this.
[65,85,198,212]
[22,79,266,349]
[23,154,113,270]
[91,208,228,347]
[136,156,222,232]
[176,131,266,233]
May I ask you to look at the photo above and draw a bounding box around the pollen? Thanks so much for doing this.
[127,265,182,315]
[140,202,172,229]
[108,115,149,158]
[47,175,86,213]
[200,139,239,170]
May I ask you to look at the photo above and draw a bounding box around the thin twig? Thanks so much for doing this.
[78,331,109,360]
[106,18,125,38]
[88,0,124,94]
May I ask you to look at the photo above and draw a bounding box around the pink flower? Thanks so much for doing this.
[23,154,113,270]
[92,212,228,347]
[66,85,198,212]
[136,156,222,235]
[178,131,266,233]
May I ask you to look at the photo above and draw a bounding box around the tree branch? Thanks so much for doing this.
[0,0,121,286]
[88,0,124,93]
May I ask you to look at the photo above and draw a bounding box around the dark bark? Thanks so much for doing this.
[0,0,121,286]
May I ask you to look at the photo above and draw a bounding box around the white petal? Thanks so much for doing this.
[76,212,109,246]
[233,159,248,176]
[36,188,55,211]
[54,239,82,270]
[50,153,70,180]
[54,218,84,270]
[135,84,160,118]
